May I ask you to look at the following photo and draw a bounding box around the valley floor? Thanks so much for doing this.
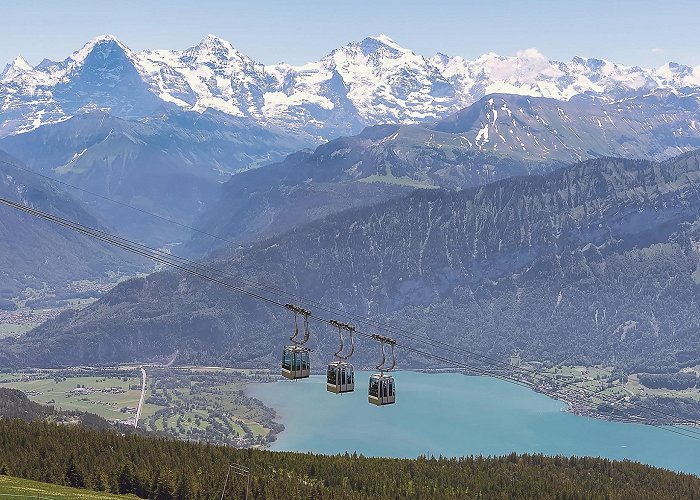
[0,274,142,340]
[0,366,282,447]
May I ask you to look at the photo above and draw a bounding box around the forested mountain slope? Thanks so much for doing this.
[4,151,700,372]
[186,124,548,255]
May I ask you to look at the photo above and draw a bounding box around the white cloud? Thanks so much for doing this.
[479,47,563,83]
[651,48,665,54]
[516,47,547,61]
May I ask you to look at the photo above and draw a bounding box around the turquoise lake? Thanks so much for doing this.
[249,371,700,476]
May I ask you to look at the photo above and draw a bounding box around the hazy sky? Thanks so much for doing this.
[3,0,700,68]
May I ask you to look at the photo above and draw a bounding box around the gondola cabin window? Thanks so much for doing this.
[369,378,379,397]
[282,349,292,371]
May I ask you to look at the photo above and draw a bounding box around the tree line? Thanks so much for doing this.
[0,418,699,499]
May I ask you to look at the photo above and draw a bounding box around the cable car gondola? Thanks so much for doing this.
[368,373,395,406]
[282,304,312,380]
[326,320,355,394]
[368,334,396,406]
[282,345,310,380]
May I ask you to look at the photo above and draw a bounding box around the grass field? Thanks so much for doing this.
[0,475,137,499]
[0,372,147,424]
[0,324,34,339]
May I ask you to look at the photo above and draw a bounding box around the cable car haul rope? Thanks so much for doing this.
[2,195,700,435]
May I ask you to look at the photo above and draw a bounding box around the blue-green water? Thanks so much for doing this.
[249,371,700,475]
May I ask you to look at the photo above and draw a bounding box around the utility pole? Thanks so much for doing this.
[220,463,250,500]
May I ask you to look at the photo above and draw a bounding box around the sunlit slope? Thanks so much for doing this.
[0,475,138,499]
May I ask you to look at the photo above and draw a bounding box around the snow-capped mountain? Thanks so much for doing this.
[139,34,274,118]
[2,34,700,139]
[431,49,700,104]
[0,35,162,136]
[0,56,32,82]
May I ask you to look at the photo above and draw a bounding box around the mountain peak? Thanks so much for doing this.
[71,34,132,64]
[360,34,408,53]
[329,34,412,60]
[365,34,403,48]
[571,55,613,71]
[11,55,32,70]
[473,51,506,63]
[184,34,248,63]
[656,61,700,85]
[198,34,235,50]
[657,61,693,74]
[92,34,119,43]
[1,55,33,81]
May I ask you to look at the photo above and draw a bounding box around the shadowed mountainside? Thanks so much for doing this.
[3,151,700,372]
[0,151,147,299]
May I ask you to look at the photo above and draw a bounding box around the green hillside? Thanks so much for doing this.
[0,474,138,499]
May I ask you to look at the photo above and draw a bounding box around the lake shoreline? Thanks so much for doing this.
[250,367,699,429]
[247,371,700,476]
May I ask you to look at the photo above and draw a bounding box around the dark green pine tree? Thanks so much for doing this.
[174,475,193,500]
[117,463,135,494]
[64,457,85,488]
[149,467,161,499]
[91,469,106,491]
[153,474,175,500]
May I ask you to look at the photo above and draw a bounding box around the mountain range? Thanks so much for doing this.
[4,150,699,372]
[2,34,700,139]
[2,34,700,379]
